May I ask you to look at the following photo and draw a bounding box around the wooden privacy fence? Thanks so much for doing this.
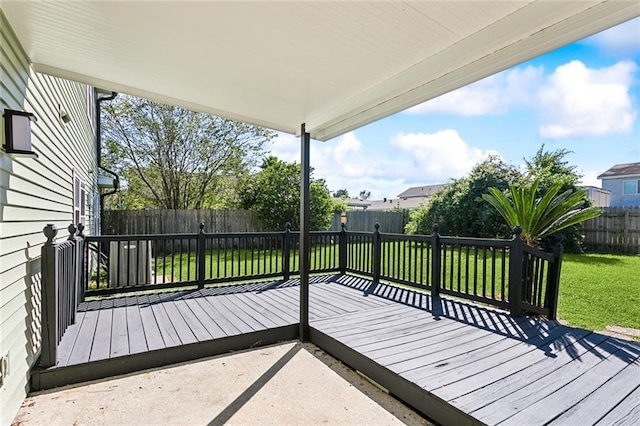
[103,209,263,235]
[330,210,408,233]
[582,207,640,254]
[105,209,409,235]
[79,223,563,319]
[40,223,84,368]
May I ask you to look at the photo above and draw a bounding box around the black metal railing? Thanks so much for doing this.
[81,223,344,296]
[52,221,563,320]
[439,235,511,309]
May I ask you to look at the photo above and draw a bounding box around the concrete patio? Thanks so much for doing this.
[15,342,430,426]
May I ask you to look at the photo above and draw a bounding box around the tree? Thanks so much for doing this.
[523,145,588,252]
[405,156,520,237]
[102,95,274,209]
[359,190,371,200]
[524,145,580,188]
[238,157,335,231]
[482,178,601,248]
[332,188,350,199]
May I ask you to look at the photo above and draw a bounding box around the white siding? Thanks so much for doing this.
[0,10,98,425]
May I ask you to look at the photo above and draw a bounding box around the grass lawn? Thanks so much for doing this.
[558,253,640,332]
[155,245,339,281]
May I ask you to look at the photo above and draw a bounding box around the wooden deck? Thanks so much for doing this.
[33,274,640,425]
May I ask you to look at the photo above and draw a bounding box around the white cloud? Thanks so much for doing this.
[579,169,603,187]
[405,58,639,139]
[392,130,499,181]
[582,17,640,58]
[267,132,300,164]
[406,66,543,116]
[538,60,638,139]
[268,130,499,200]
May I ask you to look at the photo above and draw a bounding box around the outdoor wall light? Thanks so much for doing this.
[3,109,38,158]
[340,212,348,225]
[60,109,72,124]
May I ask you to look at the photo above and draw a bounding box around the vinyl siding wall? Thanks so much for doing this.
[1,10,98,425]
[602,177,640,207]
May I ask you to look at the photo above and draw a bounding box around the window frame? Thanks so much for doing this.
[622,179,640,195]
[73,170,87,226]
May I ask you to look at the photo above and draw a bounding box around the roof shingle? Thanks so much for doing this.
[597,162,640,179]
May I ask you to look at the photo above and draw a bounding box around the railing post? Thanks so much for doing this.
[431,224,441,299]
[40,224,59,368]
[339,223,347,274]
[197,222,205,289]
[66,224,78,324]
[546,234,564,320]
[372,223,381,283]
[283,223,291,281]
[509,226,523,317]
[76,223,85,303]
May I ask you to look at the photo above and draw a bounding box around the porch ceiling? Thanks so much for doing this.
[2,1,638,141]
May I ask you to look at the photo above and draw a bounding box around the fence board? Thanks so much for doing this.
[330,211,408,233]
[583,207,640,254]
[103,209,263,235]
[105,209,408,235]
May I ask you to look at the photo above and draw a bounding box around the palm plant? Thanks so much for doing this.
[482,178,601,248]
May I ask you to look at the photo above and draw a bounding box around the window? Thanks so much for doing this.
[73,171,86,225]
[622,180,640,195]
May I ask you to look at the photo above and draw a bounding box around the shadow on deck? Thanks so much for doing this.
[32,274,640,425]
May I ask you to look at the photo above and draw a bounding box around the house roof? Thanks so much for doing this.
[336,198,372,209]
[2,2,637,141]
[597,162,640,179]
[398,184,449,199]
[368,198,426,211]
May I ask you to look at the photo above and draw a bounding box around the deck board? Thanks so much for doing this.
[548,358,640,425]
[180,297,226,339]
[148,296,181,347]
[55,310,85,367]
[471,337,637,424]
[596,384,640,425]
[46,274,640,425]
[138,301,165,351]
[225,294,282,329]
[500,349,640,425]
[194,294,243,336]
[214,294,265,331]
[124,296,148,354]
[65,309,99,366]
[418,325,586,390]
[448,332,610,412]
[172,298,213,342]
[109,303,129,358]
[162,299,199,345]
[89,302,114,362]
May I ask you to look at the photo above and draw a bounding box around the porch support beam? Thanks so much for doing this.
[299,124,311,341]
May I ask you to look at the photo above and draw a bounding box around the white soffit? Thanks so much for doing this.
[2,1,639,141]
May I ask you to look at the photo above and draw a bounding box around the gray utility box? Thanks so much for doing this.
[109,241,152,287]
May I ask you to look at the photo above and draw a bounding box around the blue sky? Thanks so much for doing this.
[269,17,640,200]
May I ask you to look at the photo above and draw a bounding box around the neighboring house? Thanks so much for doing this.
[0,12,100,424]
[365,184,448,211]
[335,197,371,210]
[597,162,640,207]
[397,184,448,202]
[368,197,423,211]
[581,186,610,207]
